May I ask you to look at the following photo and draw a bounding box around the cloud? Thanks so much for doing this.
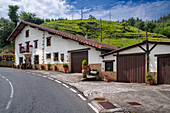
[0,0,78,20]
[85,0,170,21]
[0,0,169,21]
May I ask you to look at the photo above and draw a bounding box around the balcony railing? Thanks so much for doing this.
[20,46,32,54]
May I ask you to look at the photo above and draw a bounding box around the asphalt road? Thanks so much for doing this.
[0,67,94,113]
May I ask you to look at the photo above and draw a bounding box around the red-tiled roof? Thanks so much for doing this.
[7,21,118,50]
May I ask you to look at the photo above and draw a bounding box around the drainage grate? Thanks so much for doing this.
[127,102,141,106]
[98,101,117,109]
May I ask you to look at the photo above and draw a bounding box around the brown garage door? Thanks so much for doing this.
[71,51,88,73]
[117,53,145,83]
[158,56,170,84]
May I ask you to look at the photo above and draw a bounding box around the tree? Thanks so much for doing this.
[135,21,145,30]
[34,18,44,25]
[88,15,96,20]
[127,17,135,26]
[20,12,36,23]
[144,21,156,32]
[8,5,19,26]
[0,18,15,47]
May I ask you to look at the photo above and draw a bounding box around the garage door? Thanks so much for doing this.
[158,56,170,84]
[71,51,88,73]
[117,54,145,83]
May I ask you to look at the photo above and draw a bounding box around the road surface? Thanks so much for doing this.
[0,67,94,113]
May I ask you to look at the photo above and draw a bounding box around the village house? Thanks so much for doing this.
[7,21,118,73]
[7,21,170,84]
[101,40,170,84]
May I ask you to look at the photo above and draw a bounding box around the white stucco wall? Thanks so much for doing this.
[15,25,103,65]
[101,54,116,72]
[102,44,170,72]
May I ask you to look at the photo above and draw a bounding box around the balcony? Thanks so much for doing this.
[20,46,33,55]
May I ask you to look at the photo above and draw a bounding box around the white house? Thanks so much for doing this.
[100,40,170,84]
[7,21,118,73]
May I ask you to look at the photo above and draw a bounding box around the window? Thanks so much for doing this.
[46,53,51,59]
[53,52,59,61]
[19,44,22,53]
[25,30,29,37]
[25,42,30,52]
[34,55,39,64]
[19,57,23,65]
[46,37,51,46]
[34,40,38,48]
[60,53,64,62]
[105,61,114,71]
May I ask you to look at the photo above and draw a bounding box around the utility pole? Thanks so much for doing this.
[109,10,111,21]
[138,27,140,42]
[100,18,102,42]
[146,31,149,72]
[81,7,83,20]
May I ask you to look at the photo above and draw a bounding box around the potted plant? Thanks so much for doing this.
[12,63,16,68]
[146,73,153,85]
[47,63,51,70]
[40,65,44,70]
[63,64,68,72]
[34,65,37,70]
[91,68,98,74]
[82,60,87,69]
[103,74,109,82]
[17,65,20,69]
[54,65,57,71]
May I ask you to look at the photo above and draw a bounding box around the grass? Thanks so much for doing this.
[41,19,170,48]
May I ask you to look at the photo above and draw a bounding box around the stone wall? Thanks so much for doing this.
[0,61,15,67]
[101,71,116,81]
[33,63,70,72]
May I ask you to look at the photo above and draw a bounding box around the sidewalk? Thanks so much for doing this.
[25,69,170,113]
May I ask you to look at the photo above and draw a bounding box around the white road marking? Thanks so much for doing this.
[32,73,36,75]
[43,76,47,78]
[37,74,41,76]
[0,75,14,110]
[55,80,61,83]
[78,94,86,101]
[62,84,69,88]
[88,103,99,113]
[70,88,77,93]
[48,77,54,80]
[6,100,12,110]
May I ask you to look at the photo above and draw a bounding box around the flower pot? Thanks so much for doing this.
[12,66,15,68]
[48,67,50,70]
[54,68,57,71]
[34,67,37,70]
[148,80,153,85]
[106,79,109,82]
[82,65,87,69]
[41,67,44,70]
[64,68,68,71]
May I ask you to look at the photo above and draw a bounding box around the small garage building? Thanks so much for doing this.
[101,40,170,84]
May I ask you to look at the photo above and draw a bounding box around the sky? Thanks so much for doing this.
[0,0,170,21]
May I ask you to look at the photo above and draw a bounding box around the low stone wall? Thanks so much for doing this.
[0,61,15,67]
[33,63,70,72]
[101,71,116,81]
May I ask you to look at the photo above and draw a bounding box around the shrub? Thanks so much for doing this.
[41,65,44,68]
[54,65,57,68]
[82,60,87,66]
[92,68,97,71]
[47,64,51,68]
[146,73,153,81]
[12,63,15,66]
[63,64,68,68]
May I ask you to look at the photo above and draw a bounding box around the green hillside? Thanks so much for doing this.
[41,19,170,48]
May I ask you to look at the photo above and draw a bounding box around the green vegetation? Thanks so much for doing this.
[146,73,153,81]
[82,60,87,66]
[41,19,169,48]
[63,64,68,68]
[47,63,51,68]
